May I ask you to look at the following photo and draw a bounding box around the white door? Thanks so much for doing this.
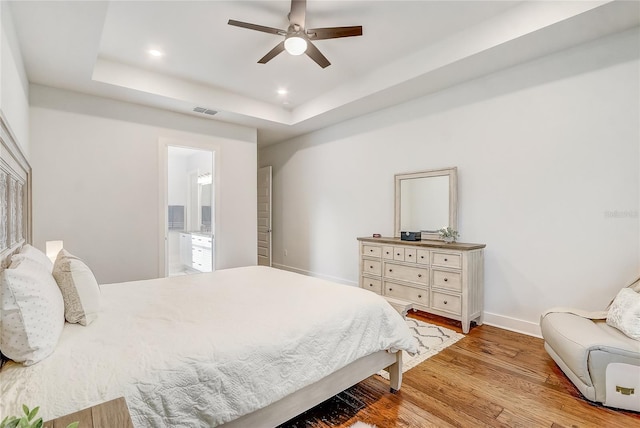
[257,166,272,266]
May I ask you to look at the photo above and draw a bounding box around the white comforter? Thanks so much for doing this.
[0,266,417,427]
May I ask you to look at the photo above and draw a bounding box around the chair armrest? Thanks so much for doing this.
[541,312,640,386]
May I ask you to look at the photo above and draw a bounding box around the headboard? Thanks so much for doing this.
[0,113,31,269]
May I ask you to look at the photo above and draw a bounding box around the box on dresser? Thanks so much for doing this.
[358,237,485,333]
[400,231,421,241]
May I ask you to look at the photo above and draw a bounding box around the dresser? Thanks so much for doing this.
[358,237,485,333]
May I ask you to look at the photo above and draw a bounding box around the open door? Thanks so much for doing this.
[257,166,272,266]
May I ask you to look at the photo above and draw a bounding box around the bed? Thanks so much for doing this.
[1,266,417,426]
[0,126,417,427]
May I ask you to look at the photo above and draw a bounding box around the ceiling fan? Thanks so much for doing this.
[228,0,363,68]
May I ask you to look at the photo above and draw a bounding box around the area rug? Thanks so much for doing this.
[348,422,377,428]
[377,317,464,379]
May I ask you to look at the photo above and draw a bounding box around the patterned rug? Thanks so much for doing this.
[377,317,464,379]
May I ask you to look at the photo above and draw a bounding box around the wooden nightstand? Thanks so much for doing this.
[44,397,133,428]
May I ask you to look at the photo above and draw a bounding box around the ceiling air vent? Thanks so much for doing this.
[193,107,218,116]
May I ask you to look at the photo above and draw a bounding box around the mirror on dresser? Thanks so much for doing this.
[394,167,457,240]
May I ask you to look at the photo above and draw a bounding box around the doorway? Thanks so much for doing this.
[166,146,215,276]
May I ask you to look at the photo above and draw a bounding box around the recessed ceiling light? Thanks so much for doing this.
[277,88,288,96]
[148,49,164,57]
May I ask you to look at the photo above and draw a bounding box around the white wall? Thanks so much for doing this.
[30,85,257,284]
[0,1,29,158]
[259,29,640,336]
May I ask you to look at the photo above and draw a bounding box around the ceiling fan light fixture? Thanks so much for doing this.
[284,35,307,56]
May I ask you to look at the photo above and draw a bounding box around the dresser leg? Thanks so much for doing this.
[462,320,470,334]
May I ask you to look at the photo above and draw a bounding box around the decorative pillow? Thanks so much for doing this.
[606,288,640,341]
[52,249,101,326]
[19,244,54,273]
[0,256,65,365]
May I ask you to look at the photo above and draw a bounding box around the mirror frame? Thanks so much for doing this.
[394,167,458,241]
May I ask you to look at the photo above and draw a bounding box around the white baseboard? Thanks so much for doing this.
[272,264,542,338]
[483,312,542,338]
[272,263,358,287]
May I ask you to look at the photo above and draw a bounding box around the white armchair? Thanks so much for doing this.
[540,280,640,412]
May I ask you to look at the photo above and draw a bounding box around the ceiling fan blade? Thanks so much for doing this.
[288,0,306,28]
[305,40,330,68]
[258,41,286,64]
[306,26,363,40]
[228,19,286,36]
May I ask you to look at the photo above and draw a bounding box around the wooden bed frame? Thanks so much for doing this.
[223,350,402,427]
[0,116,403,426]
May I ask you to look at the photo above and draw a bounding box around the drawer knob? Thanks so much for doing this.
[418,274,422,278]
[370,249,373,252]
[386,251,390,254]
[389,288,393,291]
[444,278,448,282]
[444,300,448,304]
[397,253,401,256]
[444,258,448,261]
[370,265,374,269]
[420,256,424,259]
[389,269,393,273]
[369,283,373,287]
[418,294,422,298]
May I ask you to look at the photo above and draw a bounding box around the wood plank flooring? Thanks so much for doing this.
[279,312,640,428]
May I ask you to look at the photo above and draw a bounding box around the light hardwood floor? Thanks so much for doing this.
[280,312,640,428]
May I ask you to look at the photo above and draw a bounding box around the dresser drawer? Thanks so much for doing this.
[431,251,462,269]
[361,277,382,294]
[432,269,462,291]
[384,281,428,305]
[363,259,382,276]
[404,248,417,263]
[384,262,428,285]
[416,249,429,265]
[431,291,462,315]
[362,245,382,258]
[393,247,405,261]
[382,246,394,260]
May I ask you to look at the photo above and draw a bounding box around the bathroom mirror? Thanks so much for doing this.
[394,167,457,240]
[199,183,212,233]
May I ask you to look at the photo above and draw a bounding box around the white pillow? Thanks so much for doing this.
[53,249,101,326]
[19,244,54,273]
[0,255,65,365]
[606,288,640,341]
